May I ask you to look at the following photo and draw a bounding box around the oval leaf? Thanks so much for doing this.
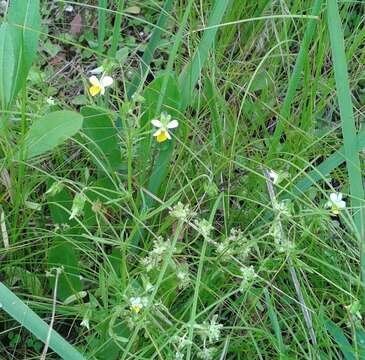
[24,110,83,159]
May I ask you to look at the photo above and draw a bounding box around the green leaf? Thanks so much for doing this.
[127,0,174,97]
[178,0,230,109]
[24,110,83,159]
[80,106,121,171]
[0,282,86,360]
[325,319,356,360]
[0,23,20,110]
[7,0,40,98]
[327,0,365,301]
[47,183,82,301]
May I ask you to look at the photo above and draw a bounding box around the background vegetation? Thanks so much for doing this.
[1,0,365,359]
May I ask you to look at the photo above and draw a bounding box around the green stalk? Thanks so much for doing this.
[327,0,365,302]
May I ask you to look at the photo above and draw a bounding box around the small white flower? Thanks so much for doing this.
[151,112,179,143]
[268,170,279,184]
[89,75,114,96]
[80,318,90,330]
[46,97,55,105]
[196,315,223,343]
[65,4,74,12]
[170,202,195,221]
[326,192,346,215]
[194,218,213,239]
[90,65,104,75]
[130,296,148,314]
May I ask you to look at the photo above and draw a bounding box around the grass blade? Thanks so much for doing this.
[178,0,230,109]
[109,0,125,58]
[97,0,107,54]
[127,0,174,98]
[327,0,365,300]
[0,282,86,360]
[267,0,322,158]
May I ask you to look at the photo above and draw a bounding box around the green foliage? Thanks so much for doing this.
[80,106,121,171]
[0,282,86,359]
[3,0,365,358]
[47,184,82,300]
[0,0,40,110]
[23,110,83,159]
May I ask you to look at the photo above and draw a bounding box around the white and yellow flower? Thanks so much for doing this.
[151,112,179,143]
[326,192,346,215]
[88,75,113,96]
[130,296,148,314]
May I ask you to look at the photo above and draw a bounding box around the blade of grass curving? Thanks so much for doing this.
[127,0,174,98]
[327,0,365,302]
[0,282,86,360]
[267,0,322,159]
[291,124,365,194]
[178,0,230,110]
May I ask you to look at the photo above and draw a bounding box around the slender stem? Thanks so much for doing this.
[263,167,317,346]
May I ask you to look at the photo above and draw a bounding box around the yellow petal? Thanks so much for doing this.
[331,205,340,215]
[89,85,101,96]
[156,130,168,142]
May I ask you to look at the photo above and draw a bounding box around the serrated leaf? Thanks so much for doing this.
[24,110,83,159]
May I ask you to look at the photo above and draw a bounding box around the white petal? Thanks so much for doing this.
[167,120,179,129]
[339,200,346,209]
[151,119,162,128]
[337,192,343,201]
[101,76,113,87]
[89,76,100,86]
[100,86,105,95]
[153,129,162,136]
[166,131,171,139]
[330,193,338,202]
[90,66,104,75]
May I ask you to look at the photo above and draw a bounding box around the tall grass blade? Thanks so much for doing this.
[268,0,322,158]
[178,0,230,110]
[327,0,365,301]
[127,0,174,98]
[109,0,125,58]
[0,282,86,360]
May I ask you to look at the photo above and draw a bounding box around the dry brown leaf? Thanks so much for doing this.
[70,14,83,36]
